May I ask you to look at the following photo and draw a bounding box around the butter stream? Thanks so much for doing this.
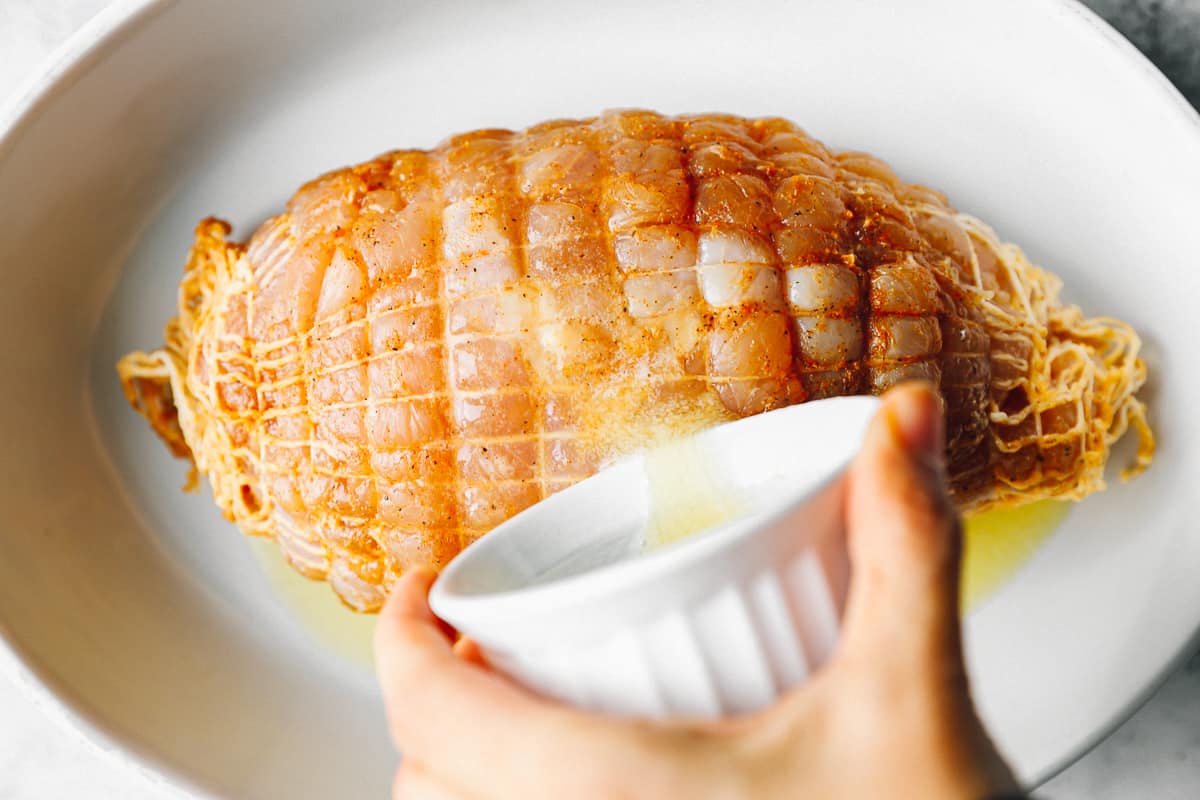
[642,436,748,550]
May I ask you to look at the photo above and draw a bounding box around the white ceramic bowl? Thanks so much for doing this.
[2,1,1200,798]
[430,397,879,718]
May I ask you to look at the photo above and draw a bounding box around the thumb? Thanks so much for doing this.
[837,381,963,671]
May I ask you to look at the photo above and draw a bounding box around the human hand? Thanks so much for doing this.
[375,382,1021,799]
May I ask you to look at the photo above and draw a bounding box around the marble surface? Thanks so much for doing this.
[1,0,1198,797]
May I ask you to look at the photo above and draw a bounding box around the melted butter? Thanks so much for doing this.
[961,500,1071,612]
[248,537,376,671]
[249,464,1068,666]
[639,439,1072,611]
[642,436,747,550]
[583,380,733,470]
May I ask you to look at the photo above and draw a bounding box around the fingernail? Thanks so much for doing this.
[886,382,944,466]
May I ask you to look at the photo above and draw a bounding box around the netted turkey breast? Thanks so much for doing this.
[118,110,1153,611]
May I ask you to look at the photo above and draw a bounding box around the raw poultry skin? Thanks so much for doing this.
[118,111,1153,611]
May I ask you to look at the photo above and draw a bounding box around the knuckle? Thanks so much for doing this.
[392,765,409,800]
[890,473,960,558]
[387,710,416,749]
[896,471,948,525]
[379,620,439,675]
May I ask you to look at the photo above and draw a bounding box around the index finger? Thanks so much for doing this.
[373,570,674,798]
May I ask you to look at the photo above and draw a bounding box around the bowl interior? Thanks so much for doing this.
[1,0,1198,796]
[434,396,879,599]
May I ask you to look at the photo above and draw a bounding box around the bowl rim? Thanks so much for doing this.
[429,396,879,627]
[0,5,221,799]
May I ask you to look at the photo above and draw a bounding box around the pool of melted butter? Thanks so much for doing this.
[959,499,1070,611]
[249,537,377,670]
[641,437,1070,613]
[250,441,1070,670]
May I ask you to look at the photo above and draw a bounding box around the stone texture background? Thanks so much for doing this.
[1088,0,1200,105]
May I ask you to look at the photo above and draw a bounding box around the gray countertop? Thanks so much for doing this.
[0,0,1197,797]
